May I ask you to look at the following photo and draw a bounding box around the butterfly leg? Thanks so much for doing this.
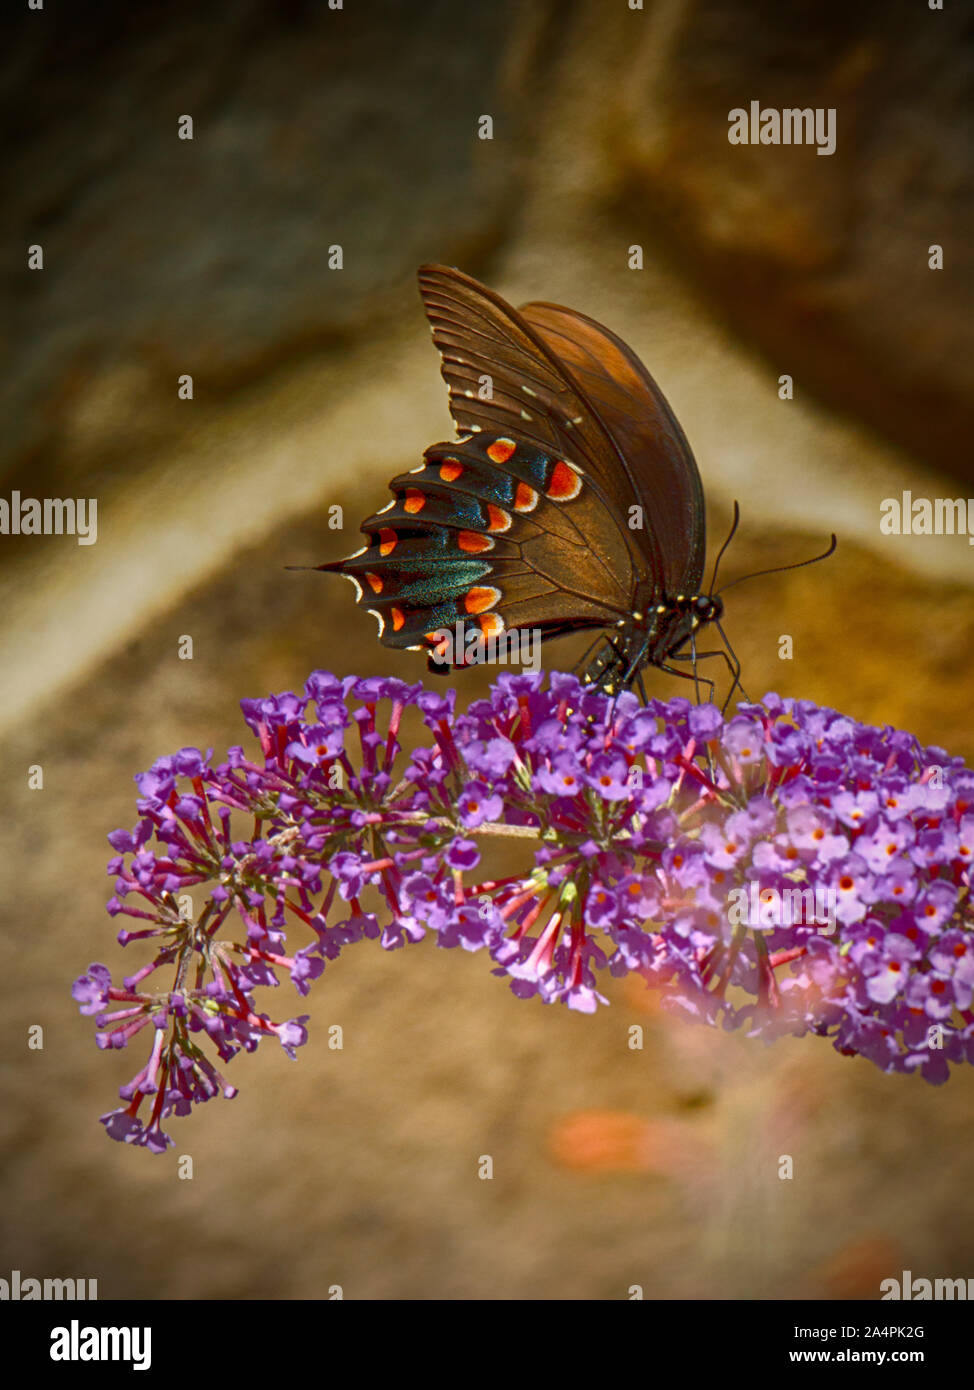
[714,620,748,711]
[669,647,750,711]
[619,635,650,690]
[656,659,717,707]
[701,649,750,711]
[690,630,703,707]
[663,629,718,705]
[663,648,719,778]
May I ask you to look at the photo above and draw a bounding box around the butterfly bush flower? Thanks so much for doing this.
[74,670,974,1150]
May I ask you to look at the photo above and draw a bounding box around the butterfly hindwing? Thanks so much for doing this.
[319,433,631,660]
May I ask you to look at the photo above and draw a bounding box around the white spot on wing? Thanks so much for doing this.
[367,608,385,635]
[342,574,364,602]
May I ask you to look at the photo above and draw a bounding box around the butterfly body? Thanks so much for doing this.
[319,264,726,695]
[579,588,724,695]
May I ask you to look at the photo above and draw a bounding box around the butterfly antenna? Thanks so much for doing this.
[716,533,837,597]
[708,501,741,595]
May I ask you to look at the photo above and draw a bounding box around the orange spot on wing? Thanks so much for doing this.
[486,504,512,532]
[439,459,463,482]
[486,437,516,464]
[457,530,493,553]
[391,606,405,631]
[378,528,397,556]
[404,489,426,514]
[464,586,500,615]
[514,482,538,512]
[478,613,505,637]
[547,459,581,500]
[364,572,383,594]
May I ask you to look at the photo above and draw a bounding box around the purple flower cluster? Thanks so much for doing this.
[75,671,974,1150]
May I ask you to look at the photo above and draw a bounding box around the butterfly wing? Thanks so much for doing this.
[519,301,707,598]
[319,432,632,659]
[321,266,707,672]
[417,263,706,597]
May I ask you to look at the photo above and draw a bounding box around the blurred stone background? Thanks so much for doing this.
[1,0,972,1300]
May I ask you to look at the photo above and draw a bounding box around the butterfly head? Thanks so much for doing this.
[660,592,724,657]
[643,590,722,645]
[681,592,723,627]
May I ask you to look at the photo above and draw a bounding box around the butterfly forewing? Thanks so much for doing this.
[417,264,706,596]
[417,267,645,565]
[519,301,706,597]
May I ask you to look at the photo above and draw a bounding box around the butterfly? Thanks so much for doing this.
[316,265,835,704]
